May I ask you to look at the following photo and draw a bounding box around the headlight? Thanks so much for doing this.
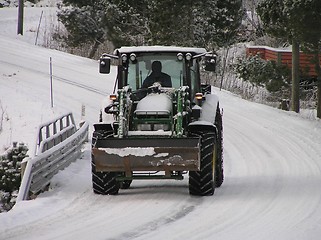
[130,53,136,62]
[186,53,192,61]
[121,54,127,62]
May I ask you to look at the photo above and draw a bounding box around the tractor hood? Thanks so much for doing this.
[135,93,172,115]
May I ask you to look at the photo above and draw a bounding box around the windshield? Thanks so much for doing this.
[127,54,185,91]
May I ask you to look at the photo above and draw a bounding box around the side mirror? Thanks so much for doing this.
[99,55,111,74]
[204,54,216,72]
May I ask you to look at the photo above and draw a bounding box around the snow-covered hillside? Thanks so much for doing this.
[1,6,321,240]
[0,33,113,151]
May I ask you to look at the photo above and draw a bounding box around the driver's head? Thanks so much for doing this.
[151,61,162,73]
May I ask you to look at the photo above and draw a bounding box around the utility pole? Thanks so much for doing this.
[17,0,24,35]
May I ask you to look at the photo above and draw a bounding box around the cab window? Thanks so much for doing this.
[127,54,185,90]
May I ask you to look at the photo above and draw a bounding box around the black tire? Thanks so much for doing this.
[189,131,216,196]
[215,108,224,188]
[91,158,120,195]
[91,130,120,195]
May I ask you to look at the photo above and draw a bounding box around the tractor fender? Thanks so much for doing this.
[188,120,217,134]
[200,93,219,123]
[188,93,219,133]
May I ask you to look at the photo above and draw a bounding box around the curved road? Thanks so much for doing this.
[1,37,321,240]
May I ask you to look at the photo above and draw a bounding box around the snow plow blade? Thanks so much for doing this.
[92,137,200,172]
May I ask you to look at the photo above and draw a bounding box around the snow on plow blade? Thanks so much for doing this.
[92,138,200,172]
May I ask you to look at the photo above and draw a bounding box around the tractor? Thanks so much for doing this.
[92,46,223,196]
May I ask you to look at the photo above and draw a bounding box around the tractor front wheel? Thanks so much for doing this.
[91,130,120,195]
[91,157,120,195]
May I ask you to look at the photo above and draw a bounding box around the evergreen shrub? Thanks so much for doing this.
[0,142,28,212]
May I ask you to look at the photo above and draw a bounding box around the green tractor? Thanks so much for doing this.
[92,46,223,196]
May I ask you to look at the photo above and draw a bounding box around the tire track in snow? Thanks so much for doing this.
[208,91,321,239]
[112,198,201,240]
[4,180,202,240]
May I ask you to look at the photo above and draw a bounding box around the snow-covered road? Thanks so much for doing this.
[1,29,321,240]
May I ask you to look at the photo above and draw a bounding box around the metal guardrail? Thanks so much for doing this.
[33,112,76,156]
[17,113,89,202]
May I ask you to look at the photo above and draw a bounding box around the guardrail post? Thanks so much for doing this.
[59,118,63,131]
[53,120,57,135]
[46,125,50,138]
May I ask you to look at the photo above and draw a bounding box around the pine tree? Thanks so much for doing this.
[258,0,321,116]
[56,0,108,58]
[149,0,192,46]
[58,0,244,55]
[101,0,150,47]
[211,0,244,48]
[258,0,299,113]
[101,0,243,49]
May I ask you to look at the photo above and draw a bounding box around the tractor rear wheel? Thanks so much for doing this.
[215,108,224,188]
[189,131,217,196]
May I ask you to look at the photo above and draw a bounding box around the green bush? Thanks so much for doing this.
[0,142,28,212]
[234,55,291,93]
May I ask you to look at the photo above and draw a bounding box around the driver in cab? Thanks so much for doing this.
[142,61,172,88]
